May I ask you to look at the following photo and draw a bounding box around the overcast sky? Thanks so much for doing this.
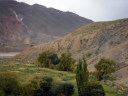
[17,0,128,21]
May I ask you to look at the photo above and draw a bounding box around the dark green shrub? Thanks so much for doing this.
[59,52,76,71]
[35,76,53,96]
[21,76,53,96]
[95,57,116,81]
[81,81,105,96]
[51,54,60,65]
[0,72,20,96]
[49,64,56,69]
[55,64,60,70]
[38,50,59,68]
[54,83,74,96]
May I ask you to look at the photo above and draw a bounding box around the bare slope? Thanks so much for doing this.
[16,18,128,71]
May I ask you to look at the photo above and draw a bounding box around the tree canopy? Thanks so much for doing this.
[76,56,89,96]
[38,50,59,68]
[58,52,75,71]
[76,57,105,96]
[95,57,116,81]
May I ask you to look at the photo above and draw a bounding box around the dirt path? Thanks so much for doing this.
[0,52,19,58]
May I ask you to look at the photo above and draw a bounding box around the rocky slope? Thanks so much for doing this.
[16,18,128,69]
[0,0,92,52]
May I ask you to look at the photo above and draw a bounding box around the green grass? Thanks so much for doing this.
[102,84,126,96]
[0,61,127,96]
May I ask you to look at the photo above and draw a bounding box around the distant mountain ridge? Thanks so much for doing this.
[0,0,93,52]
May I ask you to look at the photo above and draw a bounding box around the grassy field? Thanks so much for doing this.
[0,59,127,96]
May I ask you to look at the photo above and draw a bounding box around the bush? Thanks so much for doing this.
[81,81,105,96]
[0,72,20,96]
[21,76,53,96]
[54,83,74,96]
[49,64,56,69]
[58,52,76,71]
[38,50,59,68]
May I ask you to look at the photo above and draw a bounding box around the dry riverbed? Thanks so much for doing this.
[0,52,19,58]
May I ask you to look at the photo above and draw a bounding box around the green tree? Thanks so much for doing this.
[95,57,116,81]
[59,52,75,71]
[76,57,105,96]
[76,56,89,96]
[38,50,59,68]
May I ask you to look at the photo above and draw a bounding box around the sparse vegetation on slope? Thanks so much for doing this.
[16,18,128,66]
[14,18,128,90]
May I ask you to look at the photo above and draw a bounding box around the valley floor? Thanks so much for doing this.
[0,59,127,96]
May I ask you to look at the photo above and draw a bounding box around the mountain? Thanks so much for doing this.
[0,0,93,52]
[15,18,128,69]
[15,18,128,87]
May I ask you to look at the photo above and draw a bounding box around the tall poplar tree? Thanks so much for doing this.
[76,56,89,96]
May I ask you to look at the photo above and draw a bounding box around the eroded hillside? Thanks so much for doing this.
[15,18,128,71]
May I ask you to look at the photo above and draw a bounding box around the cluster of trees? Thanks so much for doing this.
[0,72,74,96]
[76,57,116,96]
[38,50,75,71]
[38,50,117,96]
[38,50,116,80]
[76,57,105,96]
[38,50,116,96]
[0,50,116,96]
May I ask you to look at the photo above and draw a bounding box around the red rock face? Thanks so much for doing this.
[0,15,33,52]
[0,15,23,34]
[0,15,28,42]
